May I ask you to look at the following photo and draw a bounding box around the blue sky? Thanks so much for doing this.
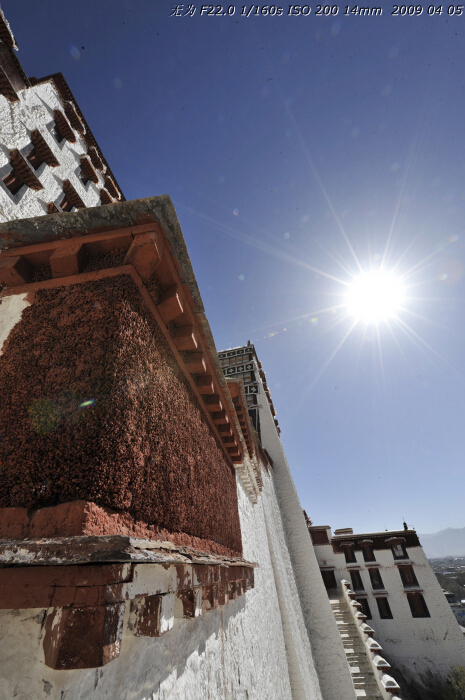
[6,0,465,534]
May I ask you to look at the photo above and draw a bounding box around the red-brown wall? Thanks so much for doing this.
[0,274,242,554]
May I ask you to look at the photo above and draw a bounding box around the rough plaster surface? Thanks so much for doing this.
[0,275,241,554]
[0,292,29,354]
[0,81,104,222]
[0,476,303,700]
[314,541,465,679]
[258,395,357,700]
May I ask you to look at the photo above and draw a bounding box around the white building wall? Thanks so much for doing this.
[0,80,110,222]
[257,394,356,700]
[0,469,333,700]
[313,539,465,679]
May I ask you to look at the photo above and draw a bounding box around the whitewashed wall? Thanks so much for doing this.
[0,468,332,700]
[313,538,465,679]
[257,392,356,700]
[0,81,106,222]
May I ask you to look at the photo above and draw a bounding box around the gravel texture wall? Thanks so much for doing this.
[0,274,241,555]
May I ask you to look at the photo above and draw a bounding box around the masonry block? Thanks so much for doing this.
[175,587,202,619]
[172,325,198,351]
[202,584,219,612]
[195,375,214,394]
[157,285,183,323]
[123,231,163,282]
[211,410,229,425]
[184,352,206,374]
[203,394,223,412]
[217,583,229,606]
[43,602,125,670]
[50,242,84,278]
[0,255,30,286]
[128,594,163,637]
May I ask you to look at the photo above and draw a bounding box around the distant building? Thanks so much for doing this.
[309,524,465,681]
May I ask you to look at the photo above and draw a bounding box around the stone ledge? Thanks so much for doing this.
[0,536,256,671]
[0,534,258,568]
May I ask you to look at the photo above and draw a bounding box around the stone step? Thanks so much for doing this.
[330,594,384,700]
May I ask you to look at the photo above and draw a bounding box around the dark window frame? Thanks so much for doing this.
[368,568,384,590]
[391,542,408,560]
[407,593,430,618]
[398,565,419,588]
[376,597,393,619]
[362,544,376,562]
[350,570,364,591]
[344,546,357,564]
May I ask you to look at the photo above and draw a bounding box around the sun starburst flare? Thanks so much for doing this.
[345,270,406,324]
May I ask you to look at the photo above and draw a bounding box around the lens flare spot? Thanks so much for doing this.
[233,208,239,216]
[284,232,290,239]
[79,399,96,408]
[448,234,459,243]
[238,274,245,281]
[69,45,81,61]
[113,77,122,89]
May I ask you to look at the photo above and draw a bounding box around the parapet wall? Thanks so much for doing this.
[0,274,241,554]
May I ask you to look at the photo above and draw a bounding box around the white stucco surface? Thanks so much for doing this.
[0,81,108,224]
[0,292,30,354]
[0,473,329,700]
[258,396,357,700]
[313,538,465,679]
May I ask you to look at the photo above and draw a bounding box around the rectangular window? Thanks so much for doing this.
[391,542,408,560]
[357,598,372,620]
[350,570,364,591]
[376,597,393,619]
[344,547,356,563]
[311,530,330,545]
[407,594,430,618]
[362,545,376,562]
[368,568,384,590]
[321,570,336,590]
[398,566,419,587]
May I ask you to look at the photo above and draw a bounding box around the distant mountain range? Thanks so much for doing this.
[419,528,465,558]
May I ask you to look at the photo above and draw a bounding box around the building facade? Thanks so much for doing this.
[0,9,123,223]
[309,524,465,681]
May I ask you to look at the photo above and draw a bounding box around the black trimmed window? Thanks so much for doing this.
[376,597,393,619]
[362,544,376,562]
[391,542,408,560]
[398,565,418,588]
[350,570,364,591]
[357,598,372,620]
[407,593,430,618]
[344,546,356,564]
[368,568,384,590]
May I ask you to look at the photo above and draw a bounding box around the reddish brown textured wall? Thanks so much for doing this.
[0,274,242,555]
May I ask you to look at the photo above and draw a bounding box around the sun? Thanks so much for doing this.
[345,270,405,324]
